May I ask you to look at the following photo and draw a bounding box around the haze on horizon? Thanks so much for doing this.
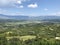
[0,0,60,16]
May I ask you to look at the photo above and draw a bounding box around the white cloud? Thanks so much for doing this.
[0,9,7,14]
[56,12,60,15]
[17,0,22,4]
[19,5,24,8]
[0,0,15,6]
[14,4,24,8]
[51,12,60,15]
[0,8,10,15]
[44,8,48,11]
[0,0,29,8]
[0,8,25,16]
[46,12,60,16]
[28,3,38,8]
[16,5,24,8]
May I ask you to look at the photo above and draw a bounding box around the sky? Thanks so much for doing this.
[0,0,60,16]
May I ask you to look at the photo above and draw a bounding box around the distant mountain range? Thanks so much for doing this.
[0,14,29,20]
[0,14,60,22]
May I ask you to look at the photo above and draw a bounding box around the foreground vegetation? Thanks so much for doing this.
[0,20,60,45]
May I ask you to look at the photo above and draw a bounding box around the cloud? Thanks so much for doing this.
[28,3,38,8]
[0,8,25,16]
[17,0,22,4]
[0,0,16,6]
[0,8,13,15]
[0,9,7,14]
[51,12,60,15]
[46,12,60,16]
[19,5,24,8]
[56,12,60,15]
[16,5,24,8]
[44,8,48,11]
[0,0,29,8]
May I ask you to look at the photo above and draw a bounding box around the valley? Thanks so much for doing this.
[0,20,60,45]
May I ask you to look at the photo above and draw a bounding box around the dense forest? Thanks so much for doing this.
[0,20,60,45]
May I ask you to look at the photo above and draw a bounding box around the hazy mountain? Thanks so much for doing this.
[0,14,60,22]
[0,14,29,20]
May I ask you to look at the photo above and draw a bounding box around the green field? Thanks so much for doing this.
[0,21,60,45]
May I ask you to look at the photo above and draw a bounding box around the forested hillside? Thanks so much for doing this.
[0,20,60,45]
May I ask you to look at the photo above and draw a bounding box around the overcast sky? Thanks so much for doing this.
[0,0,60,16]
